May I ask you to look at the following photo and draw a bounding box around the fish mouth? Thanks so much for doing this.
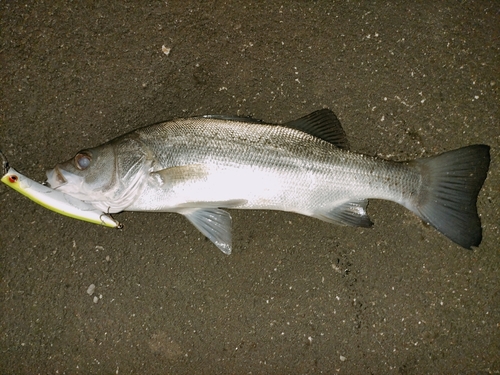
[45,166,68,189]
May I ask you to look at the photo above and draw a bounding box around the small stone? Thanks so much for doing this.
[162,45,171,56]
[87,284,96,295]
[340,355,347,362]
[93,296,98,303]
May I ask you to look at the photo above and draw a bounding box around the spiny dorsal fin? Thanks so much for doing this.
[285,109,349,149]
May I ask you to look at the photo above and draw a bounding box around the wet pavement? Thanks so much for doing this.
[1,1,499,374]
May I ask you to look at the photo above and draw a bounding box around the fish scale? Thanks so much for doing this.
[137,119,406,215]
[137,117,416,207]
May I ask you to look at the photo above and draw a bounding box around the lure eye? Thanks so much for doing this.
[75,153,91,170]
[8,175,18,183]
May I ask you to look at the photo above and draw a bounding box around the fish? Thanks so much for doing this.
[45,109,490,253]
[0,150,120,228]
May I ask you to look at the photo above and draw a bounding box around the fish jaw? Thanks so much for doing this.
[46,165,90,201]
[46,165,69,189]
[46,161,146,214]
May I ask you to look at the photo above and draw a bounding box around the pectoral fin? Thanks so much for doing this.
[315,199,373,227]
[151,164,209,187]
[180,208,233,254]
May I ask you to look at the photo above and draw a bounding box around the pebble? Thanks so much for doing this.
[87,284,96,295]
[162,45,171,56]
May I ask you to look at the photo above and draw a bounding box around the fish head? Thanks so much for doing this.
[46,137,152,213]
[46,144,115,198]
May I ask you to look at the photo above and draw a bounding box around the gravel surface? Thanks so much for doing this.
[1,1,499,374]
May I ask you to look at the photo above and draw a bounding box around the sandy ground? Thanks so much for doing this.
[1,1,499,374]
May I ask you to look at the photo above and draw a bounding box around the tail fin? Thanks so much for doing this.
[409,145,490,249]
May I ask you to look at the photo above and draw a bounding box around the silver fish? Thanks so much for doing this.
[46,109,490,253]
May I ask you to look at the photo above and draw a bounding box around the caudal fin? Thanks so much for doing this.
[409,145,490,249]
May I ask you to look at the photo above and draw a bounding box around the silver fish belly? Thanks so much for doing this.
[45,109,490,253]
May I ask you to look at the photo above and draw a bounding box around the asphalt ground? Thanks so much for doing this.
[1,1,499,374]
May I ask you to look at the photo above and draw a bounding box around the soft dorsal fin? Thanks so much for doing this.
[284,109,349,149]
[201,114,263,124]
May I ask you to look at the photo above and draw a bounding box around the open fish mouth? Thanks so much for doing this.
[45,166,68,189]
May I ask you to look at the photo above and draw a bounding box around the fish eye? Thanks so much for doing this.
[75,153,92,170]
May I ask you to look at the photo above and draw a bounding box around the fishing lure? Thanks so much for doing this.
[1,151,120,228]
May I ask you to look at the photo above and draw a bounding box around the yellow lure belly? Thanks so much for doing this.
[1,167,120,228]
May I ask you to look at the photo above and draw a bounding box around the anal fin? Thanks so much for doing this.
[315,199,373,227]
